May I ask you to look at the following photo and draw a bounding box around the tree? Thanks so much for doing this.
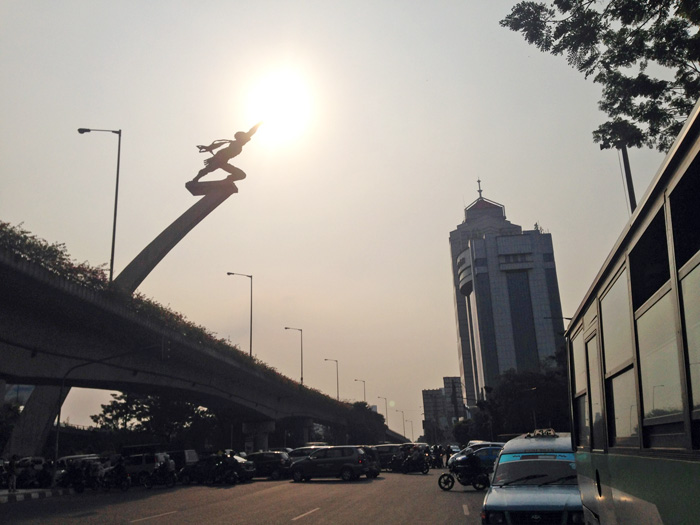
[91,392,217,444]
[501,1,700,152]
[346,402,386,445]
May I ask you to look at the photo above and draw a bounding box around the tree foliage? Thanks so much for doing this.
[90,392,217,444]
[501,0,700,151]
[346,402,386,445]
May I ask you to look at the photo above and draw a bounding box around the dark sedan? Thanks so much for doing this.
[245,451,292,480]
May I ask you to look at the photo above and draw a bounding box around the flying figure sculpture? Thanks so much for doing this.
[192,122,261,183]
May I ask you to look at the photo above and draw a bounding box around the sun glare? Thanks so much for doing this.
[245,68,312,147]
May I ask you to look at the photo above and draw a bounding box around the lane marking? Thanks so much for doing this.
[130,511,178,523]
[463,504,470,516]
[292,507,321,521]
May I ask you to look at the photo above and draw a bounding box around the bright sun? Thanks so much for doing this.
[245,68,312,147]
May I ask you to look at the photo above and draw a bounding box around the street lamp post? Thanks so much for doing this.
[284,327,303,385]
[325,359,339,400]
[77,127,122,282]
[378,396,389,427]
[354,379,366,402]
[396,409,406,439]
[53,350,137,485]
[407,420,414,442]
[226,272,253,357]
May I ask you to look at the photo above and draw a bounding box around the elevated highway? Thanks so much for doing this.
[0,249,347,456]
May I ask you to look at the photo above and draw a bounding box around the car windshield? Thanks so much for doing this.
[491,453,577,486]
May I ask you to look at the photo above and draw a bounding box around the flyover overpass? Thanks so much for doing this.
[0,249,348,456]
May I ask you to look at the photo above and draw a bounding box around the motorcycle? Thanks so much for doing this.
[400,455,430,475]
[102,464,131,492]
[143,462,176,489]
[438,462,489,491]
[56,463,86,493]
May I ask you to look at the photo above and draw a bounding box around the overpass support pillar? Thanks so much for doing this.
[242,420,275,453]
[3,385,66,458]
[302,418,313,444]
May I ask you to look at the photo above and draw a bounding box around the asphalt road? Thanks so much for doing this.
[1,470,487,524]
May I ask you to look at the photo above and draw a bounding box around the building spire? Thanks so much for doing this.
[477,179,483,199]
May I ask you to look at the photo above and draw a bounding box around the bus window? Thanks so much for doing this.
[681,265,700,414]
[607,370,639,446]
[587,335,606,449]
[601,269,634,373]
[630,211,670,311]
[637,292,683,420]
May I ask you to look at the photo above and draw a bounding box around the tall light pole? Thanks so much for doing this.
[354,379,366,402]
[407,420,414,442]
[77,127,122,282]
[325,358,339,400]
[378,396,389,427]
[226,272,253,357]
[396,409,406,439]
[284,327,303,385]
[53,349,137,485]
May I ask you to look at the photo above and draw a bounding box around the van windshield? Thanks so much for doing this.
[492,453,577,486]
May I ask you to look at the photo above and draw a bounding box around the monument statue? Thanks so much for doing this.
[192,122,261,183]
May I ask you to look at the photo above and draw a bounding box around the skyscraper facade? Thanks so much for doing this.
[449,188,565,407]
[422,377,466,443]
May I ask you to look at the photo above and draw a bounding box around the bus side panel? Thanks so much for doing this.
[576,452,617,524]
[607,454,698,525]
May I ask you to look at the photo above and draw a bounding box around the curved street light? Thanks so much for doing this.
[285,327,303,385]
[395,409,406,439]
[378,396,389,427]
[354,379,366,402]
[77,127,122,282]
[227,272,253,357]
[324,359,339,400]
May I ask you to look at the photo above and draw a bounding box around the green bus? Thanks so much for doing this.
[566,99,700,525]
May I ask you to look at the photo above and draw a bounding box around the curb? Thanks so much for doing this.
[0,487,74,504]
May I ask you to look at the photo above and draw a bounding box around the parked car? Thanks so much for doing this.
[374,444,400,470]
[123,452,159,486]
[291,445,369,482]
[245,451,292,480]
[227,454,256,482]
[480,429,583,525]
[450,445,503,472]
[179,455,238,485]
[166,449,199,471]
[16,456,51,488]
[288,446,326,464]
[448,442,505,467]
[358,446,380,478]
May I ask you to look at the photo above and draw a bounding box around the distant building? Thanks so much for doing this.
[449,184,565,406]
[422,377,466,443]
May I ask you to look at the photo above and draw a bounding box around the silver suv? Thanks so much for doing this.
[291,446,369,482]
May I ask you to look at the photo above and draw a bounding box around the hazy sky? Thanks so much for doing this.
[1,2,668,435]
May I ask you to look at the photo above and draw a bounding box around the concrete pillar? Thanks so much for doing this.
[242,420,275,452]
[3,385,67,458]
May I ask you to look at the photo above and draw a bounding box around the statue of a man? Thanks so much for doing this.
[192,123,260,182]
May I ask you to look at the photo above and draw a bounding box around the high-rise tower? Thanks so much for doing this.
[449,185,565,407]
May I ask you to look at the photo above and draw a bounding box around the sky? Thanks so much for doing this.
[1,2,668,436]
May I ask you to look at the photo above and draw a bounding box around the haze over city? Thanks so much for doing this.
[1,2,668,434]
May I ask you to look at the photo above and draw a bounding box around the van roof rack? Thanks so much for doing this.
[525,428,557,438]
